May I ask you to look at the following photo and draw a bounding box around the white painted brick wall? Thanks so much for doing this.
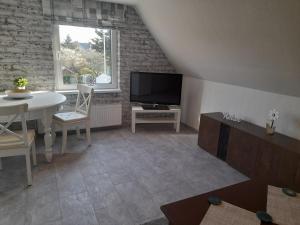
[0,0,176,125]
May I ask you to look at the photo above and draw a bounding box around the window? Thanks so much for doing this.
[53,25,119,90]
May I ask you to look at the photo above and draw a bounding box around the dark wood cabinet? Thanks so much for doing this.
[227,128,260,178]
[198,115,221,156]
[296,162,300,188]
[198,112,300,191]
[273,150,299,188]
[254,142,279,183]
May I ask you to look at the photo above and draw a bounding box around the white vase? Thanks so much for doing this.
[266,123,275,135]
[16,86,26,90]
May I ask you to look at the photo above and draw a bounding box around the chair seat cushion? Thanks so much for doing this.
[0,129,35,150]
[53,111,88,122]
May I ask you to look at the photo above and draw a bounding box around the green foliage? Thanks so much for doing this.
[79,67,94,75]
[91,29,111,54]
[59,29,113,85]
[60,47,105,78]
[61,34,77,49]
[14,77,28,87]
[64,34,72,44]
[91,29,104,53]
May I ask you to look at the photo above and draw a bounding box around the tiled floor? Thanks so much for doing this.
[0,124,247,225]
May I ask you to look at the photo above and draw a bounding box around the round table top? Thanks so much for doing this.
[0,91,66,111]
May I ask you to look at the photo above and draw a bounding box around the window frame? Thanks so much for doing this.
[52,25,119,91]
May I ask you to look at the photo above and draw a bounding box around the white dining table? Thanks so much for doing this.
[0,91,66,162]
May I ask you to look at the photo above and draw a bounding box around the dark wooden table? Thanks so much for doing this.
[161,180,278,225]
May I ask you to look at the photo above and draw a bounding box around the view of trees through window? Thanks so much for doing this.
[59,25,112,86]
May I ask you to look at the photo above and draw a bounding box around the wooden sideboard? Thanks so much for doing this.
[198,112,300,191]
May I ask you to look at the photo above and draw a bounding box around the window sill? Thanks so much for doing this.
[56,88,121,94]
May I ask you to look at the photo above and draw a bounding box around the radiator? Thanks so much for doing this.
[37,103,122,133]
[90,104,122,128]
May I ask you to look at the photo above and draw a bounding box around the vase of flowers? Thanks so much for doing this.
[14,77,28,91]
[266,109,279,135]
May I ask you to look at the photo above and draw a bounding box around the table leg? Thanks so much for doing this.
[175,111,181,133]
[51,122,56,143]
[131,111,136,133]
[174,112,177,130]
[41,110,53,162]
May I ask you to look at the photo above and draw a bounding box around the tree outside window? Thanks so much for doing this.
[57,25,115,89]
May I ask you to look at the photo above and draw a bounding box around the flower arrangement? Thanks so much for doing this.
[222,112,241,122]
[14,77,28,90]
[266,109,279,135]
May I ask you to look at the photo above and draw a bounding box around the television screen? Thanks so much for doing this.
[130,72,183,105]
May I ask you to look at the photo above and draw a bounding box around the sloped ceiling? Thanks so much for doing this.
[104,0,300,97]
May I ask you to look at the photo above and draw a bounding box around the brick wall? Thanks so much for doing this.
[0,0,176,124]
[0,0,54,91]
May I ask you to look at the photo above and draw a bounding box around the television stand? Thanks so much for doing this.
[131,106,181,133]
[141,104,169,110]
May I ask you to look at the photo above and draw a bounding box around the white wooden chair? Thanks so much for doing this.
[0,103,37,186]
[52,84,94,154]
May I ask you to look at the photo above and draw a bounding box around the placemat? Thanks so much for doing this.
[267,185,300,225]
[199,201,260,225]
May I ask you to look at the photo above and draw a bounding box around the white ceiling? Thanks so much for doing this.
[104,0,300,97]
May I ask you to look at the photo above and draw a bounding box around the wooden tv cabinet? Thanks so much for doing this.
[198,112,300,191]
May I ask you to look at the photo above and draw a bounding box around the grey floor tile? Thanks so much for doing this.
[94,203,134,225]
[88,190,123,210]
[31,162,57,182]
[56,168,87,198]
[60,192,98,225]
[0,212,29,225]
[107,169,136,185]
[115,181,153,204]
[0,192,29,225]
[26,176,59,206]
[83,173,114,196]
[125,197,163,224]
[60,192,91,217]
[27,199,61,225]
[138,172,187,195]
[61,214,99,225]
[153,182,197,206]
[41,220,63,225]
[0,125,247,225]
[78,162,104,178]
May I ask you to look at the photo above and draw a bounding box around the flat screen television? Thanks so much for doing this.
[130,72,183,105]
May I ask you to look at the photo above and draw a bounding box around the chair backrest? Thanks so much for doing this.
[0,104,29,147]
[75,84,94,117]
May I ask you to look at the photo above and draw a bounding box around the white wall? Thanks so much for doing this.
[181,76,300,140]
[137,0,300,97]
